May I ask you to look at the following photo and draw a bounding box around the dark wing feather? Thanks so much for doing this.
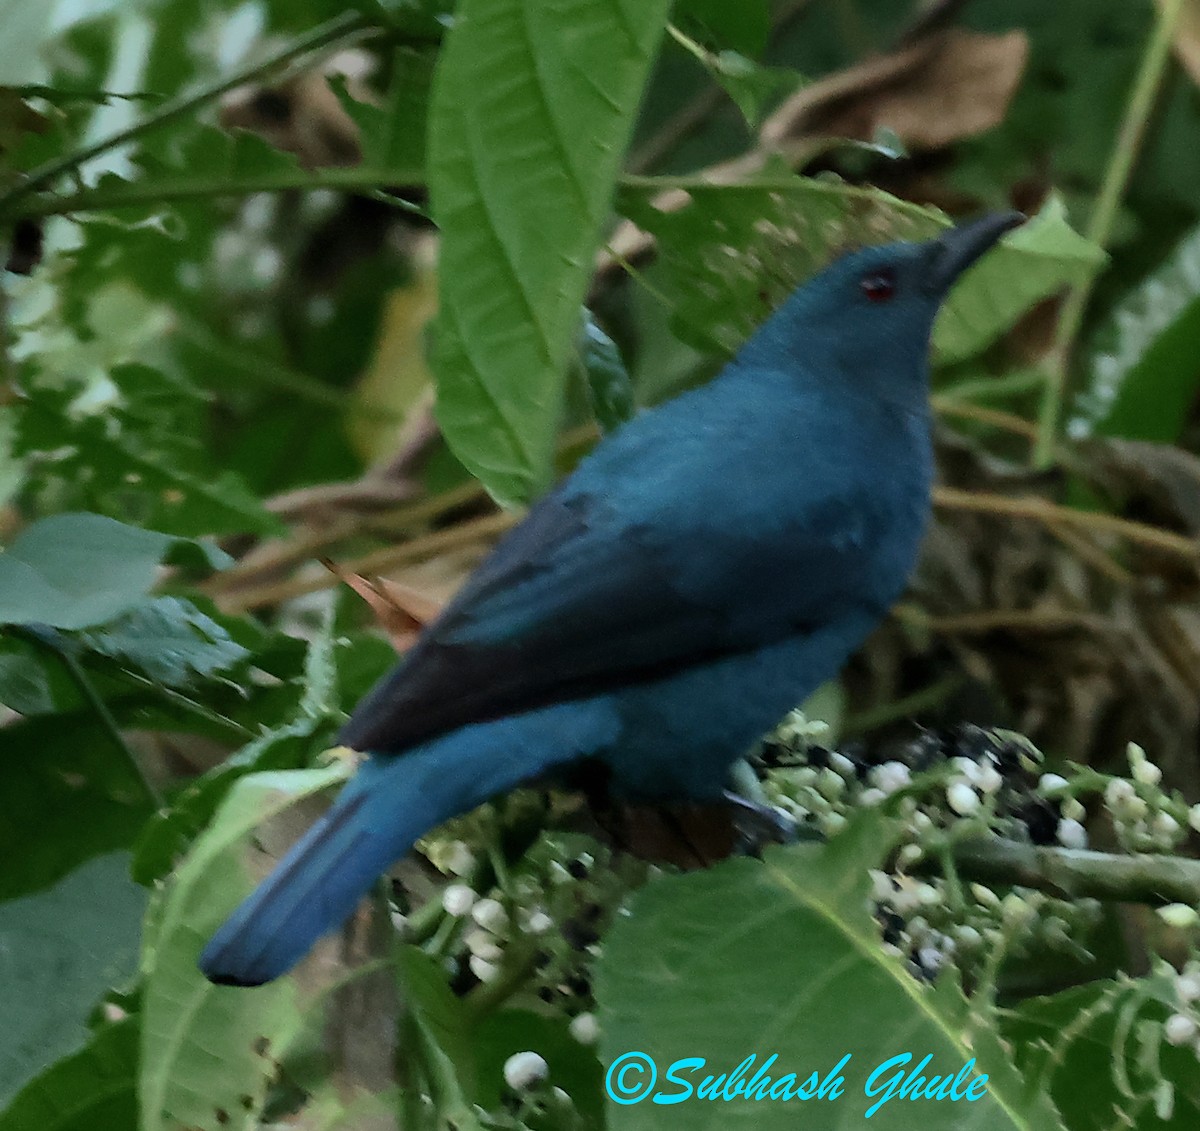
[338,487,751,754]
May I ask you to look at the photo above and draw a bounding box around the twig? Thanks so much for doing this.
[1033,0,1184,466]
[841,674,965,735]
[206,480,486,596]
[1044,520,1134,584]
[899,607,1106,636]
[933,485,1200,563]
[930,396,1038,441]
[940,836,1200,908]
[0,12,374,218]
[217,510,518,612]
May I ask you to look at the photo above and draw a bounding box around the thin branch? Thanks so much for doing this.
[941,836,1200,908]
[899,606,1106,636]
[933,485,1200,563]
[216,510,518,613]
[1033,0,1184,466]
[7,164,423,221]
[930,396,1038,441]
[205,480,486,596]
[0,11,373,217]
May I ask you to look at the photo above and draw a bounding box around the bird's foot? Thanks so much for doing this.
[723,790,800,851]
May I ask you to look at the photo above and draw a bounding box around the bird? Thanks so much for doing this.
[199,212,1023,986]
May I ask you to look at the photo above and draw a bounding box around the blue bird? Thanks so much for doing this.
[200,213,1021,986]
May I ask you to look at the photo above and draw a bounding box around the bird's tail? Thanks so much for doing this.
[198,702,614,986]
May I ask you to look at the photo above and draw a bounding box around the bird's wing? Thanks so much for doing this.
[338,478,868,755]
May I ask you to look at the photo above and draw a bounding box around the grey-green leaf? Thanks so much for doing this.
[0,854,145,1111]
[0,513,229,630]
[80,596,249,687]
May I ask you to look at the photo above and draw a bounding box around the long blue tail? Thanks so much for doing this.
[199,702,616,986]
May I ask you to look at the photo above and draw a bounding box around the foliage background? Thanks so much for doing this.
[5,0,1200,1128]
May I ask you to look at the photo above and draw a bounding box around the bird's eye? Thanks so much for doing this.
[860,268,896,303]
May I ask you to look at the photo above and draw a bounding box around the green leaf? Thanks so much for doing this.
[1003,969,1200,1129]
[0,634,74,714]
[428,0,672,505]
[0,1016,137,1131]
[578,314,635,434]
[18,365,283,539]
[399,945,485,1125]
[595,814,1065,1129]
[140,764,351,1131]
[79,596,249,687]
[673,0,770,57]
[618,171,939,357]
[0,854,145,1109]
[618,181,1101,367]
[130,717,326,886]
[0,711,154,901]
[475,1009,605,1128]
[0,512,228,630]
[339,45,436,179]
[666,25,802,129]
[932,195,1105,364]
[131,612,361,886]
[1075,220,1200,443]
[707,51,803,129]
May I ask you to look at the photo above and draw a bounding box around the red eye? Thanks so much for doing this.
[860,269,896,302]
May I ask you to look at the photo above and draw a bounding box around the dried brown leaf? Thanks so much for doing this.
[762,29,1029,151]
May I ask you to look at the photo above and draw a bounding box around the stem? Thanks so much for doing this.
[0,277,12,390]
[939,836,1200,908]
[465,940,541,1019]
[217,510,519,612]
[0,11,372,217]
[14,626,162,806]
[1033,0,1184,466]
[932,485,1200,563]
[841,675,965,736]
[7,165,422,221]
[929,396,1038,441]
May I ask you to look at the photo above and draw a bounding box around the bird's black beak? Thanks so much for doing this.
[922,211,1025,295]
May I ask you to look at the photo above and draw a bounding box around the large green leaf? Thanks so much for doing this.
[428,0,672,505]
[1075,220,1200,443]
[0,711,155,900]
[1003,969,1200,1129]
[595,815,1064,1129]
[140,764,351,1131]
[0,512,228,630]
[617,180,1101,366]
[0,854,145,1110]
[0,1016,137,1131]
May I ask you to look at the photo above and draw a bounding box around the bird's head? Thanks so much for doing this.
[740,212,1025,406]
